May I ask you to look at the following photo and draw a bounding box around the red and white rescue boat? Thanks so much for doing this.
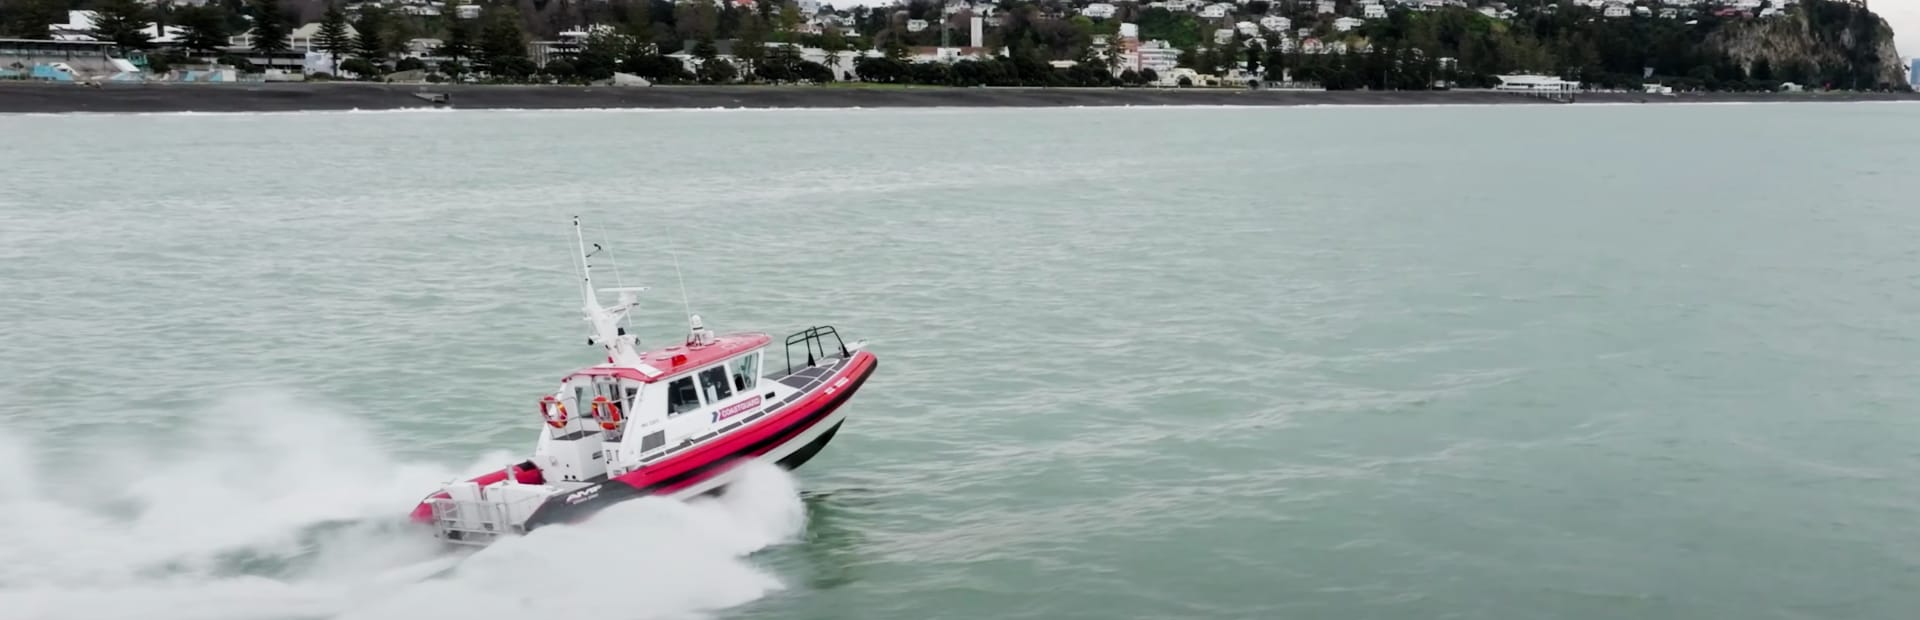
[408,218,878,545]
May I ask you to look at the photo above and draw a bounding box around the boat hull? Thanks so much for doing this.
[418,351,876,537]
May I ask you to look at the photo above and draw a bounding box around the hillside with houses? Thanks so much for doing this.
[0,0,1904,91]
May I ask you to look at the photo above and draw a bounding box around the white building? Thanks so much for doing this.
[1493,74,1580,91]
[1333,16,1364,31]
[1301,38,1324,54]
[1364,4,1388,18]
[1235,21,1259,36]
[1259,15,1291,31]
[1658,7,1679,17]
[1316,0,1337,14]
[1135,39,1181,74]
[1477,6,1498,17]
[1635,5,1653,16]
[906,19,928,32]
[1082,3,1118,19]
[1602,3,1631,17]
[1213,28,1235,44]
[1200,3,1231,18]
[456,4,481,19]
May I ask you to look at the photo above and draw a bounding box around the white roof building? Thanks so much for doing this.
[1603,3,1631,17]
[1213,28,1235,44]
[1316,0,1337,14]
[1235,21,1259,36]
[1259,16,1291,31]
[906,19,929,32]
[1200,3,1232,18]
[1081,3,1118,19]
[1364,4,1388,18]
[1333,16,1364,31]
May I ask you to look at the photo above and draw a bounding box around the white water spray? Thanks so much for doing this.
[0,393,808,620]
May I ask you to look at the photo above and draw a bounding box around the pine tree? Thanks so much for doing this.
[248,0,292,62]
[92,0,154,50]
[176,5,230,57]
[819,28,845,80]
[317,4,353,74]
[479,5,527,64]
[2,0,65,39]
[734,14,766,80]
[352,8,387,63]
[438,14,475,70]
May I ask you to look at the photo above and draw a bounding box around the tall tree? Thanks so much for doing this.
[92,0,155,50]
[352,7,387,64]
[316,4,353,73]
[776,0,800,42]
[479,5,527,64]
[2,0,65,39]
[438,13,476,70]
[734,13,766,80]
[176,5,230,57]
[820,27,846,79]
[248,0,292,64]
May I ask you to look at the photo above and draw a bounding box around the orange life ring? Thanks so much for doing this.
[591,395,622,431]
[539,395,568,429]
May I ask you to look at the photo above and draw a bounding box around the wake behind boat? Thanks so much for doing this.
[407,218,878,545]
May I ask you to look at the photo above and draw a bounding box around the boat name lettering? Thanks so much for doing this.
[712,396,764,423]
[564,485,600,505]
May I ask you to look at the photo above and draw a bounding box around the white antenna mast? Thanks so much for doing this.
[572,215,598,314]
[664,231,694,325]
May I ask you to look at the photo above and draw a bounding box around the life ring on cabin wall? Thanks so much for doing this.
[539,395,568,429]
[591,395,622,431]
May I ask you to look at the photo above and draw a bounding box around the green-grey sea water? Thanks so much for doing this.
[2,104,1919,620]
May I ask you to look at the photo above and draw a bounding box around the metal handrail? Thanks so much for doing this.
[783,326,849,375]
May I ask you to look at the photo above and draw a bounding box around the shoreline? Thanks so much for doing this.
[3,82,1916,113]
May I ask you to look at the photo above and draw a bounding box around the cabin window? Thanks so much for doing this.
[667,377,701,416]
[698,365,733,403]
[730,352,759,393]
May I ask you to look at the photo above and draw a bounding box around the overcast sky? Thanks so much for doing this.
[1884,0,1918,65]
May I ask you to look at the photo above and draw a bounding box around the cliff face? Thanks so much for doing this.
[1710,3,1906,88]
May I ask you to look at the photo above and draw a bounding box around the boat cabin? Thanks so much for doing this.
[537,332,774,482]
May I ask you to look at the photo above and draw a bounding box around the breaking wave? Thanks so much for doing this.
[0,393,806,620]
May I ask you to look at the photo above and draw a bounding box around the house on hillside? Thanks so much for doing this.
[1200,3,1232,18]
[1082,3,1118,19]
[1365,4,1388,18]
[1316,0,1337,14]
[1260,15,1291,31]
[1603,3,1631,17]
[907,19,928,32]
[1333,17,1363,31]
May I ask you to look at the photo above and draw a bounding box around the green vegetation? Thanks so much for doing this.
[0,0,1899,90]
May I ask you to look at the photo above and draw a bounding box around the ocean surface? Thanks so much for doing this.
[3,103,1919,620]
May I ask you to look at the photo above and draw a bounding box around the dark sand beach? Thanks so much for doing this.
[1,81,1914,113]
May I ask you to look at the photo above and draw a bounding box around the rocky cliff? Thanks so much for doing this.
[1710,1,1906,89]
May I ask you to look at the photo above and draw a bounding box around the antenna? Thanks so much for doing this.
[572,216,596,312]
[663,229,694,325]
[598,225,631,332]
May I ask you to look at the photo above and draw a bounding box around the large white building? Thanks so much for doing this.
[1365,4,1389,18]
[1081,3,1118,19]
[1259,15,1291,31]
[1134,39,1181,75]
